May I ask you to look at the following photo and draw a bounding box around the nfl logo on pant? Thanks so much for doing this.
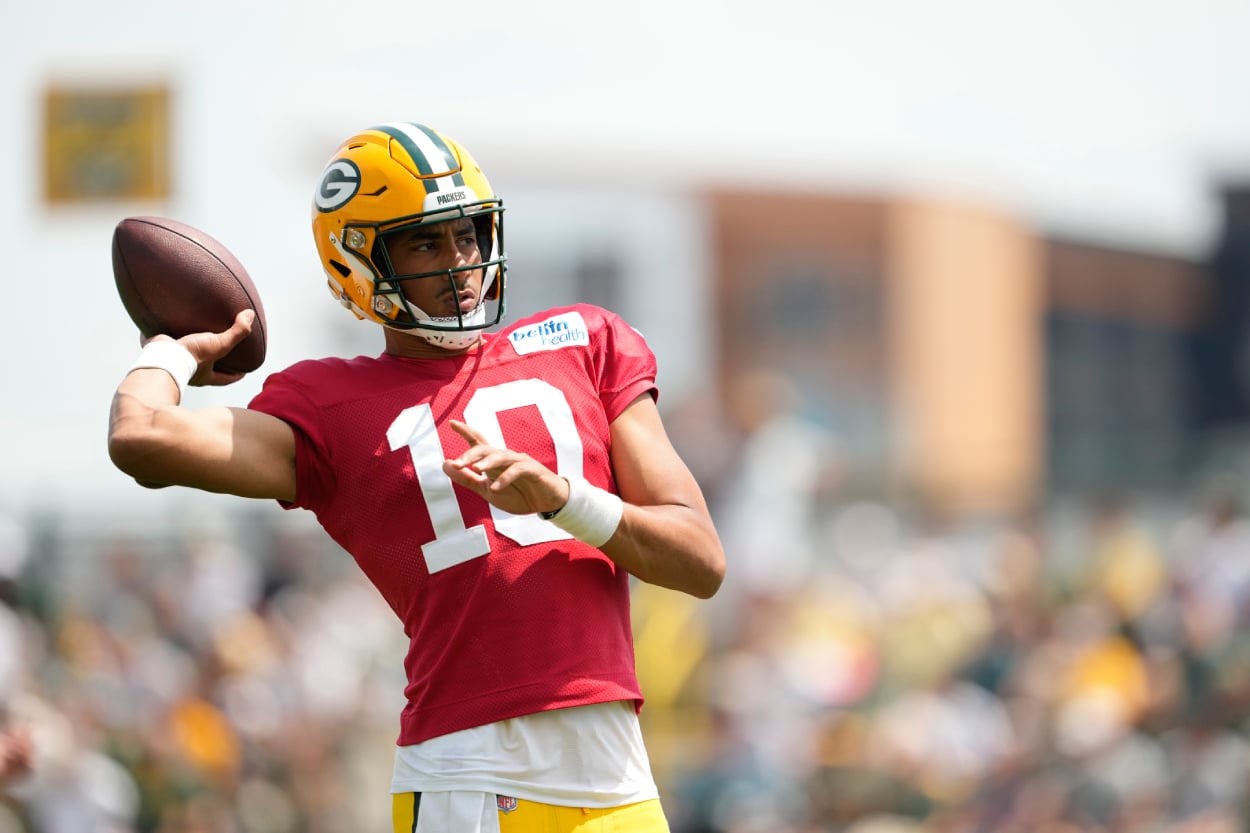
[496,795,518,814]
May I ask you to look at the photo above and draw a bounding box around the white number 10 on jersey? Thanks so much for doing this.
[386,378,583,573]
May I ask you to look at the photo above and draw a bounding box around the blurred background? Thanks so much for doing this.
[5,0,1250,830]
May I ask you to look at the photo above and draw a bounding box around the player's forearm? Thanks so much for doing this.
[109,377,231,490]
[109,366,181,464]
[109,391,296,499]
[108,380,193,485]
[603,503,725,598]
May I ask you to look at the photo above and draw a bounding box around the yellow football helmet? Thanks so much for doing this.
[311,122,506,347]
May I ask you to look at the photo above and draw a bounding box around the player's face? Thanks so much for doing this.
[384,218,485,318]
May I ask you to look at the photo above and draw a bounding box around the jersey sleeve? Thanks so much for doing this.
[247,368,333,511]
[590,307,659,421]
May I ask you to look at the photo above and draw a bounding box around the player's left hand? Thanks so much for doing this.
[443,420,569,517]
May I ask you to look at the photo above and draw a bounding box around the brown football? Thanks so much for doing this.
[112,216,268,374]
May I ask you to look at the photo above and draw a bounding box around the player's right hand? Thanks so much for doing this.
[141,309,256,387]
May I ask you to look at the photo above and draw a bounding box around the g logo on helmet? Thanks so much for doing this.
[315,160,361,212]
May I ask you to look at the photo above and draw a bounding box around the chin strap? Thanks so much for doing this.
[412,328,484,351]
[383,315,485,350]
[397,300,489,350]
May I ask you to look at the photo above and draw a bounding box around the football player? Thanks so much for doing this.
[108,122,726,833]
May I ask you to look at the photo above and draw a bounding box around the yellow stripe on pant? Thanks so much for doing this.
[392,794,670,833]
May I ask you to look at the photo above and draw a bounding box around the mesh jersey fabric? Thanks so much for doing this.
[248,304,659,745]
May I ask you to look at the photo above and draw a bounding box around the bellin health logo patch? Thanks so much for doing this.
[508,311,589,355]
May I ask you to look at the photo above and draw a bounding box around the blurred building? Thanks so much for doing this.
[1045,236,1204,494]
[705,186,1228,517]
[1191,185,1250,444]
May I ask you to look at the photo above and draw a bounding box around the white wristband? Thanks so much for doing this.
[128,340,198,401]
[542,476,624,548]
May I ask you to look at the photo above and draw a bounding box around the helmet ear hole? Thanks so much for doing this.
[329,259,351,278]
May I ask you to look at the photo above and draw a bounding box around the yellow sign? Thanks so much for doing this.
[44,86,170,203]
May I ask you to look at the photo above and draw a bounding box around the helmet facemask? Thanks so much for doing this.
[355,204,506,350]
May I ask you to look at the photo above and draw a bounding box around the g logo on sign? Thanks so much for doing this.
[315,159,361,212]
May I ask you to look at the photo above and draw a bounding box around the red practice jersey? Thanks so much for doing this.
[249,304,657,745]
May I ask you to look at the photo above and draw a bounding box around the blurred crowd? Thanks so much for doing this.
[0,507,407,833]
[3,379,1250,832]
[659,375,1250,833]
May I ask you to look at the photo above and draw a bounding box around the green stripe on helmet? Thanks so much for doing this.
[372,123,467,192]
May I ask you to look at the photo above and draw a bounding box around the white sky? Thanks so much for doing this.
[3,0,1250,517]
[15,0,1250,249]
[297,0,1250,251]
